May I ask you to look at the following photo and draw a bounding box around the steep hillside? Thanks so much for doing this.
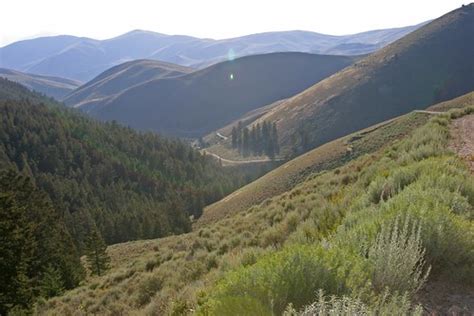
[258,4,474,156]
[0,68,81,99]
[0,78,261,248]
[38,98,474,315]
[74,53,357,137]
[0,24,423,81]
[64,59,193,108]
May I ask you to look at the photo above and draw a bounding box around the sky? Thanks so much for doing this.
[0,0,468,46]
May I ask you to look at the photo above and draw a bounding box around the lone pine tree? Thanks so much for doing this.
[85,228,110,276]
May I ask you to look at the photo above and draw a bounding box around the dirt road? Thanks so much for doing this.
[450,114,474,172]
[201,149,284,166]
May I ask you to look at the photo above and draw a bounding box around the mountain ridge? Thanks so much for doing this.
[64,59,193,108]
[0,23,425,81]
[0,67,81,99]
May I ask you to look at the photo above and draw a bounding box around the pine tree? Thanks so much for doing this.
[256,123,263,156]
[0,170,83,314]
[250,125,257,154]
[272,122,280,155]
[85,228,110,276]
[236,121,243,153]
[231,127,238,149]
[242,128,250,157]
[39,264,64,298]
[262,121,269,155]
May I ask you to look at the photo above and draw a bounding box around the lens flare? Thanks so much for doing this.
[227,48,235,61]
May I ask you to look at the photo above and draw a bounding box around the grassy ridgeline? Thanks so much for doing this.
[201,108,474,315]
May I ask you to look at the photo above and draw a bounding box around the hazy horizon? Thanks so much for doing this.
[0,0,467,47]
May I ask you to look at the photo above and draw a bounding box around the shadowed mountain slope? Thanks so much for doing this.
[72,52,357,137]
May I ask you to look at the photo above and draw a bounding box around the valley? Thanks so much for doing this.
[1,2,473,316]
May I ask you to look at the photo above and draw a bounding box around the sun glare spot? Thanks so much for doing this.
[227,48,235,61]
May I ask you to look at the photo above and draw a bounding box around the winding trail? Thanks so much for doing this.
[201,149,284,165]
[413,110,445,115]
[416,113,474,314]
[449,114,474,173]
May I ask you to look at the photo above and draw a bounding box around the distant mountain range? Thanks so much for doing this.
[0,68,81,99]
[0,23,426,81]
[66,53,357,137]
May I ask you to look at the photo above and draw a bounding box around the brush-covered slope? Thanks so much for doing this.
[39,98,474,315]
[75,52,357,137]
[0,68,81,99]
[64,59,193,109]
[259,4,474,155]
[0,78,258,248]
[0,24,423,81]
[198,111,432,226]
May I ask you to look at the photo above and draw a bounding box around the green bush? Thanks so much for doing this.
[202,245,370,315]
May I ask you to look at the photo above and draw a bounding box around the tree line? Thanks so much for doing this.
[231,121,280,158]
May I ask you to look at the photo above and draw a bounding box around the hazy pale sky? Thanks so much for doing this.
[0,0,468,46]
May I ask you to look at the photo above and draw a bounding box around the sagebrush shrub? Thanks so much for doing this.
[134,275,163,307]
[367,216,430,296]
[287,290,423,316]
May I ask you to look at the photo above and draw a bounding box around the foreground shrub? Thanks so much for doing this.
[291,290,370,316]
[201,245,370,315]
[289,290,422,316]
[367,216,430,296]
